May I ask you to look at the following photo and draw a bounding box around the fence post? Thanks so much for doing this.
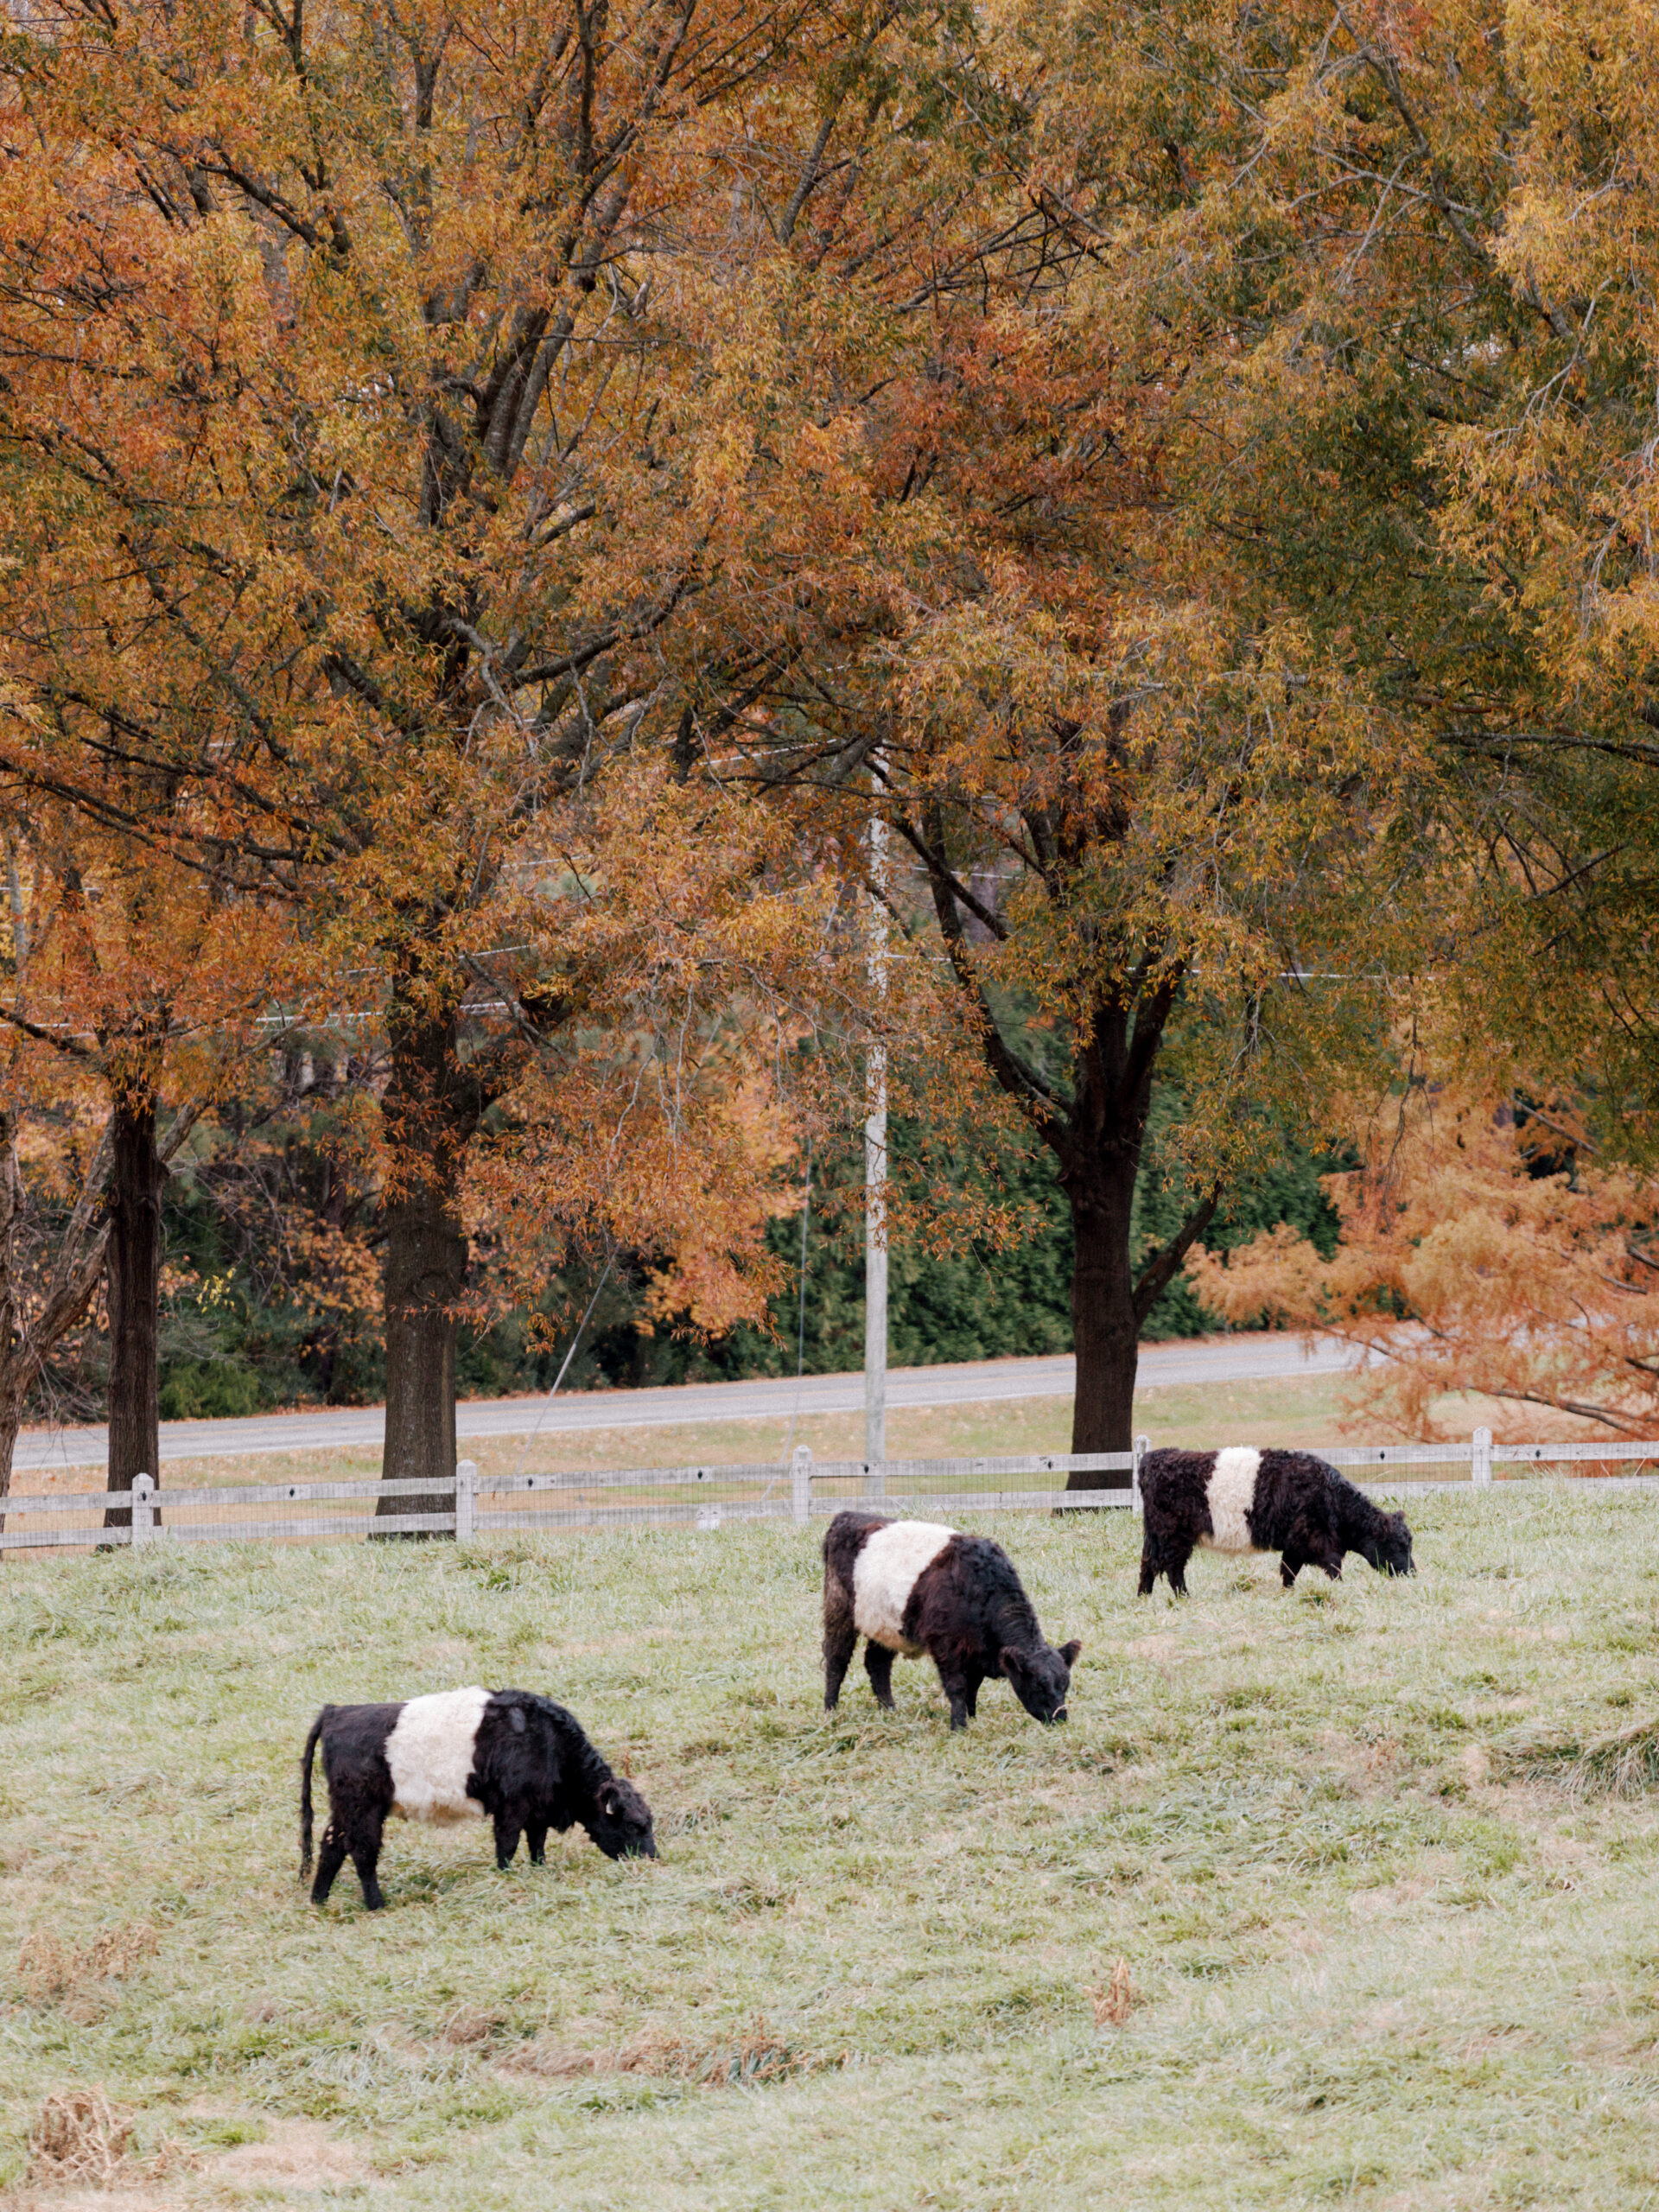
[130,1471,154,1548]
[791,1446,813,1528]
[454,1459,477,1543]
[1472,1427,1492,1490]
[1132,1434,1148,1515]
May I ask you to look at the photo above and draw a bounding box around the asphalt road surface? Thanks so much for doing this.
[13,1332,1371,1472]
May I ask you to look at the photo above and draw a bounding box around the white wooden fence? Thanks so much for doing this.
[4,1425,1659,1554]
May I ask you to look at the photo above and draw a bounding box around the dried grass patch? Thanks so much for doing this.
[25,2087,191,2189]
[508,2017,827,2088]
[436,2005,506,2047]
[1570,1715,1659,1798]
[16,1924,158,2015]
[1090,1959,1135,2027]
[1500,1713,1659,1799]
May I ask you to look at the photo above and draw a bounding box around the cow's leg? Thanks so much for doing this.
[863,1643,896,1711]
[1137,1538,1160,1597]
[493,1810,523,1869]
[310,1824,347,1907]
[963,1665,985,1719]
[525,1822,548,1866]
[348,1815,386,1911]
[823,1578,858,1712]
[1280,1549,1303,1587]
[936,1662,974,1730]
[1163,1540,1194,1597]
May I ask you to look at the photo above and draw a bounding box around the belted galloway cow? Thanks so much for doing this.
[300,1686,655,1910]
[1137,1446,1414,1595]
[823,1511,1081,1728]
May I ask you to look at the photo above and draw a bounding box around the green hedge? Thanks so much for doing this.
[150,1094,1344,1412]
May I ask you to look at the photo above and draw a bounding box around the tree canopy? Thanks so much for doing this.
[8,0,1659,1465]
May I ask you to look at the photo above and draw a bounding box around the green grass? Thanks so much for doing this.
[4,1493,1659,2208]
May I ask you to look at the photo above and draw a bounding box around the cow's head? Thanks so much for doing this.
[1364,1511,1415,1578]
[1001,1637,1083,1725]
[588,1775,658,1859]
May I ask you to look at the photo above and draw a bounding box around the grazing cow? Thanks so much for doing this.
[1137,1446,1415,1596]
[300,1687,656,1910]
[823,1512,1081,1729]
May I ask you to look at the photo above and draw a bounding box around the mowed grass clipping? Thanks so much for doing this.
[3,1496,1659,2209]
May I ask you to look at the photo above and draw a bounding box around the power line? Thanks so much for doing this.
[506,1251,619,1484]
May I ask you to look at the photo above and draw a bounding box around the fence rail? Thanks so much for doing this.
[3,1426,1658,1554]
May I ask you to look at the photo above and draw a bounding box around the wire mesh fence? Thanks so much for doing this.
[4,1427,1659,1554]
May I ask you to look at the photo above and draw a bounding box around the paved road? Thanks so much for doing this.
[12,1333,1370,1472]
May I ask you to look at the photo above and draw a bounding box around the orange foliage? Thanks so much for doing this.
[0,815,287,1482]
[464,763,829,1339]
[0,1075,109,1483]
[1188,1083,1659,1440]
[0,0,931,1442]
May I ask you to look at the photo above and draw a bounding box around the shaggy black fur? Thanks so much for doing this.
[823,1512,1082,1729]
[1137,1447,1415,1596]
[299,1689,656,1910]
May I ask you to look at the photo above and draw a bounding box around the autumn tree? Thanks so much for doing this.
[0,804,278,1510]
[1,818,110,1502]
[739,0,1659,1455]
[705,0,1659,1451]
[651,0,1426,1459]
[1189,1071,1659,1441]
[9,0,1574,1491]
[1032,0,1659,1166]
[0,1111,108,1516]
[0,0,898,1510]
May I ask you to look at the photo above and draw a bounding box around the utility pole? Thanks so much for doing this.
[865,791,888,1488]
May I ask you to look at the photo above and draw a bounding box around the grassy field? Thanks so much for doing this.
[4,1491,1659,2209]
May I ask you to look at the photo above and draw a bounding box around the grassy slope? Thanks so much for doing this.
[3,1493,1659,2209]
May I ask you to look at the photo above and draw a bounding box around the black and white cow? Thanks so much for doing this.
[823,1511,1081,1729]
[299,1687,656,1910]
[1137,1446,1415,1595]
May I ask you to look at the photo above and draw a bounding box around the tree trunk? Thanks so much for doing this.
[0,1395,18,1544]
[1,1123,21,1538]
[3,1102,111,1547]
[374,1003,473,1535]
[376,1179,467,1532]
[105,1094,166,1529]
[1065,1154,1141,1479]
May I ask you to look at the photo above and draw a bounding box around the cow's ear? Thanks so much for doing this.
[999,1646,1029,1681]
[1059,1639,1082,1669]
[600,1783,621,1816]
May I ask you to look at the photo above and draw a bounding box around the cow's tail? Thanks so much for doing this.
[299,1708,328,1878]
